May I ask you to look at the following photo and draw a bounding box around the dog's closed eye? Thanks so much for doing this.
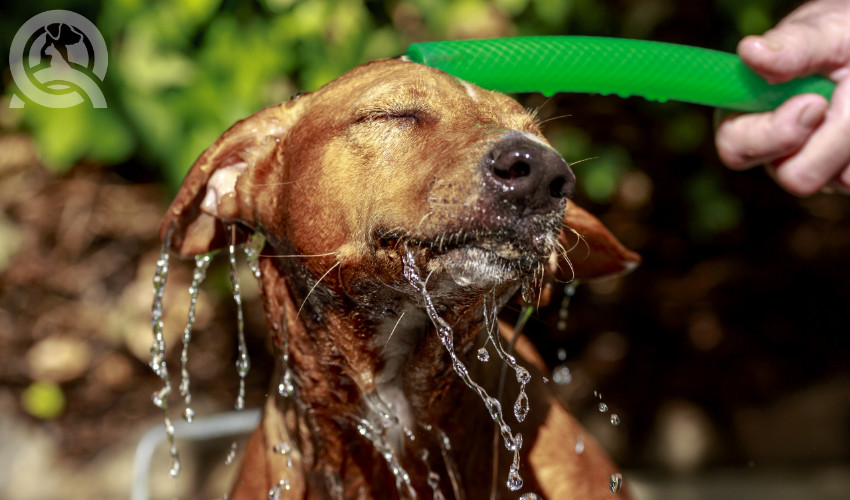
[354,107,431,126]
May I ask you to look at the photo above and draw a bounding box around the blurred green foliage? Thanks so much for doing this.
[3,0,802,237]
[22,381,66,420]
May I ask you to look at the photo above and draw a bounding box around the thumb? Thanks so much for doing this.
[738,3,850,83]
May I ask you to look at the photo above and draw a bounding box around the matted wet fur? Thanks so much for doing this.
[161,57,639,499]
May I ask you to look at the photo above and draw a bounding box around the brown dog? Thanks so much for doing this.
[161,57,639,499]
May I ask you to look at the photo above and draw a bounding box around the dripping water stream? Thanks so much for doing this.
[227,226,251,412]
[483,292,533,423]
[356,417,417,499]
[488,302,535,499]
[149,230,181,477]
[179,254,212,423]
[401,251,525,493]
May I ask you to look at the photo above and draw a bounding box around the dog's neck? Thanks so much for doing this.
[246,252,519,498]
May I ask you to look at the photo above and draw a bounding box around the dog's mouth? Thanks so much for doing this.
[375,213,563,287]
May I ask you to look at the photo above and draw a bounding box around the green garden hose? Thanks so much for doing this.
[405,36,835,112]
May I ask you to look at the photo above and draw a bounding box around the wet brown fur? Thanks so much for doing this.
[161,58,639,499]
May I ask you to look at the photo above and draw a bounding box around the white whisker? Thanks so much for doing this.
[297,261,341,318]
[381,312,406,353]
[261,251,337,258]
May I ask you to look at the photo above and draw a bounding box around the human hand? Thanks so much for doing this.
[715,0,850,196]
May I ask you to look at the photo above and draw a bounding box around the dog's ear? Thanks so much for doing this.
[557,200,640,281]
[160,99,309,257]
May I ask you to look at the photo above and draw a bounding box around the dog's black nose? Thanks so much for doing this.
[483,137,576,214]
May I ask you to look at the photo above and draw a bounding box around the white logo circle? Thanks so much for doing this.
[9,10,108,108]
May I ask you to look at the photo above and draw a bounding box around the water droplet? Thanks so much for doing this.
[151,392,166,409]
[599,402,609,413]
[514,391,529,422]
[427,471,446,500]
[610,413,621,426]
[477,347,490,362]
[542,376,549,383]
[575,434,585,454]
[278,367,295,397]
[268,479,290,500]
[520,494,542,500]
[610,472,624,494]
[225,441,238,465]
[521,280,535,303]
[169,461,181,478]
[552,364,572,385]
[515,366,531,385]
[273,442,292,455]
[557,347,567,361]
[245,233,266,280]
[507,467,523,491]
[182,407,195,423]
[236,354,251,378]
[235,378,246,411]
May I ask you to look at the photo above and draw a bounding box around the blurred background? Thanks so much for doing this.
[1,0,848,498]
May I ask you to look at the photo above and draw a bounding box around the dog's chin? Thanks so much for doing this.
[378,230,556,293]
[428,244,542,289]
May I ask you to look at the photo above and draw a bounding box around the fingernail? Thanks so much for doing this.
[798,103,825,128]
[759,36,783,51]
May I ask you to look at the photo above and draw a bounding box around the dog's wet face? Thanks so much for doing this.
[278,59,575,295]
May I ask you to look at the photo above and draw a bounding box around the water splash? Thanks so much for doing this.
[149,231,181,478]
[178,254,212,423]
[609,472,624,494]
[227,227,251,412]
[402,251,524,493]
[482,293,531,423]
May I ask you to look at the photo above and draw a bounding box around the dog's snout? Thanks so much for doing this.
[484,139,576,213]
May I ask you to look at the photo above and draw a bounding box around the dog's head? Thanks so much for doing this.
[161,58,637,308]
